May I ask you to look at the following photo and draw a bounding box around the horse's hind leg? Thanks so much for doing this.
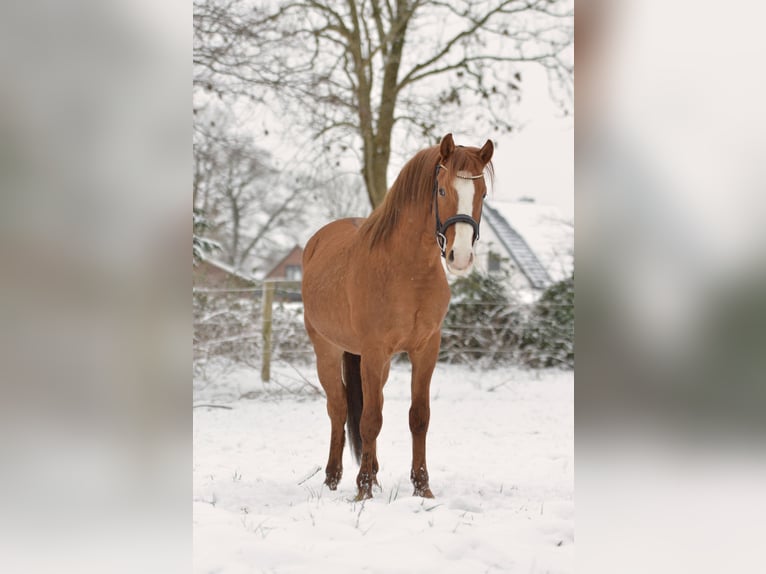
[407,333,441,498]
[307,329,346,489]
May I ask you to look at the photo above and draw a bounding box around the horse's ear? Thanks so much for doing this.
[439,133,455,162]
[479,139,494,165]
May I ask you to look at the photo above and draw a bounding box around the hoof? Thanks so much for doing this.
[325,472,342,490]
[354,488,373,501]
[413,487,434,498]
[356,471,376,500]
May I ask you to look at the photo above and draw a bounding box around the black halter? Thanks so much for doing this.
[432,163,484,258]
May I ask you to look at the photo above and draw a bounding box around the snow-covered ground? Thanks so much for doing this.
[193,363,573,573]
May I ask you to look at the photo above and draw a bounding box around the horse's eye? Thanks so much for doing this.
[439,188,445,196]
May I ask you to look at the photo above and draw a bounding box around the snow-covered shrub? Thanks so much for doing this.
[440,271,574,369]
[519,274,574,369]
[440,271,526,367]
[193,289,314,385]
[193,291,262,375]
[271,302,313,365]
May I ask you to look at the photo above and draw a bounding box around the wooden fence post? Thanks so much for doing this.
[261,281,275,382]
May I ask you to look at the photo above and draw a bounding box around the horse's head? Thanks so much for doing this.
[434,133,494,276]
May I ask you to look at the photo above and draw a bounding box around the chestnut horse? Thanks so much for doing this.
[302,133,494,500]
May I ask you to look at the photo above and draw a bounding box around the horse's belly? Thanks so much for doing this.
[302,221,361,352]
[303,292,358,351]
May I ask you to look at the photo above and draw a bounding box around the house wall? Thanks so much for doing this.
[265,247,303,280]
[474,223,538,301]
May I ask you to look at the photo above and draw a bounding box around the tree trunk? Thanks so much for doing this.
[227,190,240,266]
[364,151,389,209]
[362,2,410,209]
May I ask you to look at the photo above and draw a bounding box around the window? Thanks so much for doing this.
[488,251,502,273]
[285,264,302,281]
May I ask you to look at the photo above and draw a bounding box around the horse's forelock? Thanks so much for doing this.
[445,146,493,182]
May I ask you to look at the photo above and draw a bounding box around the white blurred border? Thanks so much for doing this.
[0,1,190,572]
[577,1,766,572]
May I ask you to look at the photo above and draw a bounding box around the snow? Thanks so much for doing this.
[194,363,573,573]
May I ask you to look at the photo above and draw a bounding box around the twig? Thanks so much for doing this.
[193,403,233,410]
[298,465,322,485]
[487,378,512,392]
[279,360,323,395]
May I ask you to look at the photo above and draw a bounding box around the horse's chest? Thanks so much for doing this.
[348,263,449,348]
[393,285,449,342]
[408,308,441,339]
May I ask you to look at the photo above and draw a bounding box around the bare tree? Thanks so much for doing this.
[310,172,371,221]
[194,0,573,208]
[194,112,307,272]
[193,0,284,102]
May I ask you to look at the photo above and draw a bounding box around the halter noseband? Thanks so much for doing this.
[432,164,484,258]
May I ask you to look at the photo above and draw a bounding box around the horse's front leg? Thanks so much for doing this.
[408,332,441,498]
[355,352,389,500]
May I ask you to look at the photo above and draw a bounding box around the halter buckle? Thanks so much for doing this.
[435,232,447,256]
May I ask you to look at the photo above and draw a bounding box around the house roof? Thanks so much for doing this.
[483,199,573,286]
[196,254,256,284]
[483,203,551,289]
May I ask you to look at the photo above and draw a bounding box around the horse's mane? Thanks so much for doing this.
[360,144,493,249]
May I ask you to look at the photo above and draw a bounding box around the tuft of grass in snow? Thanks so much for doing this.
[352,500,365,528]
[350,499,376,535]
[303,483,323,504]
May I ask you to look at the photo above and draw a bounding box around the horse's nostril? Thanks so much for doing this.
[448,250,455,263]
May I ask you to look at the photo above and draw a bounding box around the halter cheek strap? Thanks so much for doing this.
[432,164,484,258]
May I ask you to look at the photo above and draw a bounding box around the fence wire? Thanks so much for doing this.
[193,279,573,377]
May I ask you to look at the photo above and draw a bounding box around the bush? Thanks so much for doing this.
[193,291,262,374]
[270,302,313,365]
[440,270,574,369]
[440,271,525,367]
[519,274,574,369]
[193,289,314,383]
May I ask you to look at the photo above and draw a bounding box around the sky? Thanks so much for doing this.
[490,65,573,219]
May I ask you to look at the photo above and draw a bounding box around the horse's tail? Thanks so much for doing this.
[342,352,363,465]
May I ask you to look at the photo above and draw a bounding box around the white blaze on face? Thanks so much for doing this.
[447,172,477,275]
